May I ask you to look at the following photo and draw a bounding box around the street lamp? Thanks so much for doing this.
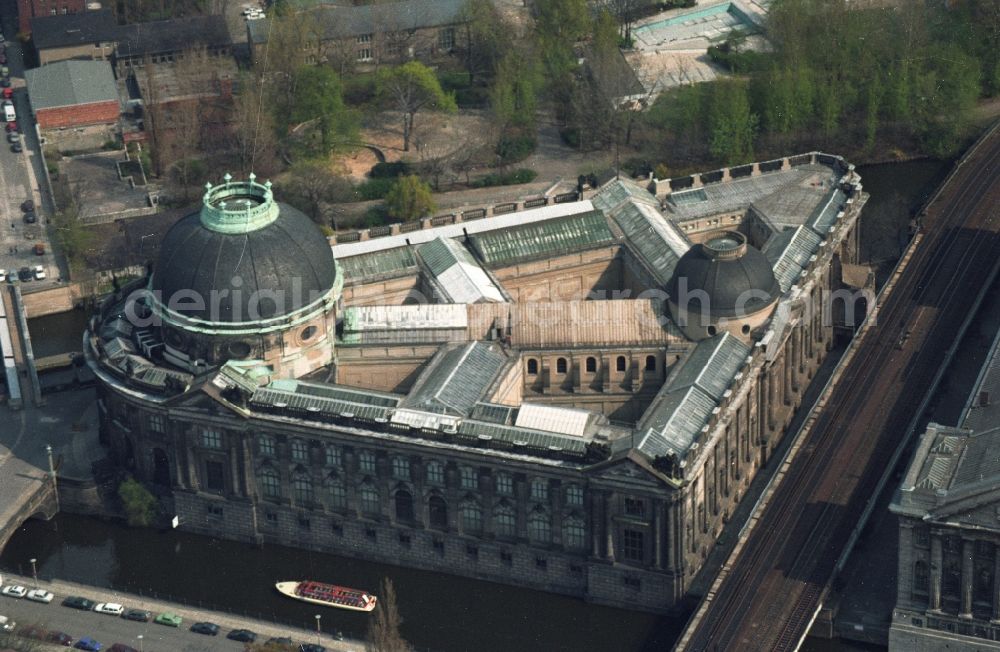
[315,614,321,644]
[136,634,143,652]
[29,558,37,588]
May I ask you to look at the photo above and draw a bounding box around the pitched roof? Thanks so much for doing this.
[417,237,505,304]
[26,60,119,110]
[468,210,614,267]
[403,341,506,416]
[116,14,231,58]
[249,0,466,44]
[31,9,118,50]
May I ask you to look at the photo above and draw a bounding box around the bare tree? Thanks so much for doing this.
[366,578,410,652]
[278,161,354,228]
[230,73,281,177]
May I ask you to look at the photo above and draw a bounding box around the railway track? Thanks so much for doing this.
[677,131,1000,651]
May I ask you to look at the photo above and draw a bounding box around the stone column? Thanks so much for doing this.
[605,492,616,562]
[665,501,675,572]
[961,538,975,618]
[992,550,1000,621]
[783,352,792,405]
[790,333,800,392]
[766,367,776,430]
[930,534,943,612]
[591,492,602,558]
[653,500,663,570]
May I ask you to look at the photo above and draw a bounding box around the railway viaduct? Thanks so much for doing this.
[675,121,1000,651]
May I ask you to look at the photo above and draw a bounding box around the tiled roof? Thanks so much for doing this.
[26,60,119,111]
[468,210,614,267]
[403,341,506,416]
[31,9,118,50]
[116,15,231,58]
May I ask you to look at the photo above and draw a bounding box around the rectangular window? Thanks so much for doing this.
[325,446,341,467]
[570,564,583,575]
[265,511,278,524]
[466,544,478,559]
[565,485,584,506]
[331,521,343,536]
[426,461,445,485]
[201,429,222,449]
[205,461,225,492]
[495,473,513,496]
[299,517,311,529]
[624,576,641,590]
[357,33,372,43]
[399,533,411,547]
[438,27,455,51]
[393,457,411,480]
[357,47,372,62]
[148,414,165,433]
[531,479,548,502]
[500,550,512,566]
[365,527,377,541]
[913,527,929,548]
[259,435,275,457]
[433,538,445,555]
[535,557,547,570]
[359,450,377,474]
[624,498,645,519]
[622,529,644,563]
[291,439,309,462]
[460,467,478,490]
[207,505,223,518]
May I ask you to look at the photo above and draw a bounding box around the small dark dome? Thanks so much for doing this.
[152,200,336,323]
[668,232,779,318]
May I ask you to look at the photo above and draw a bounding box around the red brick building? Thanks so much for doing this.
[24,59,120,130]
[17,0,85,34]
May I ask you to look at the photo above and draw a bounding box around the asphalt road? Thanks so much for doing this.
[0,586,302,651]
[0,5,59,287]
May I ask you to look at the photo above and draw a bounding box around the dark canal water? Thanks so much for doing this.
[9,158,950,652]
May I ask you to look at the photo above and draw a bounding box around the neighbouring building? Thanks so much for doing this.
[25,59,120,129]
[86,154,867,612]
[30,9,118,66]
[17,0,86,36]
[247,0,467,69]
[114,15,232,76]
[890,328,1000,650]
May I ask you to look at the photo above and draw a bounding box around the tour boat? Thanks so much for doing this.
[275,580,377,612]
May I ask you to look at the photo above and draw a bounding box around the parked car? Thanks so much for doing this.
[1,87,10,99]
[17,267,31,281]
[19,624,46,640]
[26,588,54,603]
[1,584,26,597]
[4,121,16,132]
[10,141,21,153]
[154,611,182,627]
[190,621,220,635]
[226,629,257,642]
[74,637,101,651]
[1,66,8,77]
[121,608,150,622]
[300,645,327,652]
[7,132,19,144]
[0,269,6,282]
[23,212,35,223]
[47,630,74,646]
[0,77,10,88]
[0,615,15,631]
[20,199,33,212]
[93,602,124,616]
[108,644,138,652]
[62,595,96,610]
[34,243,44,255]
[0,54,7,64]
[267,637,293,645]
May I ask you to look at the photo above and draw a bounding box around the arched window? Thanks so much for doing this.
[645,355,656,371]
[395,489,415,522]
[564,516,586,549]
[429,495,448,529]
[527,359,539,375]
[556,358,568,374]
[327,476,346,509]
[913,560,929,596]
[616,356,626,372]
[293,474,313,504]
[494,504,516,537]
[585,357,597,373]
[461,502,482,533]
[359,483,380,515]
[259,467,280,499]
[528,510,551,543]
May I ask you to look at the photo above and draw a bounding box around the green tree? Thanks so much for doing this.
[377,62,457,151]
[384,175,435,221]
[459,0,514,82]
[708,80,757,165]
[490,47,541,133]
[118,477,157,527]
[288,66,357,156]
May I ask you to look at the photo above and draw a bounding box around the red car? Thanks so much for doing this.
[4,121,15,132]
[46,631,74,646]
[2,88,11,99]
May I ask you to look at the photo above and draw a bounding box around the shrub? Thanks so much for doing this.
[384,175,435,221]
[343,72,378,106]
[621,157,653,178]
[496,133,537,165]
[356,177,395,200]
[118,476,157,527]
[368,161,412,179]
[471,168,538,188]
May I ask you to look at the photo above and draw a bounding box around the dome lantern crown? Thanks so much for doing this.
[200,173,279,234]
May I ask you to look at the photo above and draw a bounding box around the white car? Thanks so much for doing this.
[93,602,124,615]
[0,615,14,631]
[33,265,45,280]
[1,585,26,598]
[0,269,6,282]
[25,589,53,603]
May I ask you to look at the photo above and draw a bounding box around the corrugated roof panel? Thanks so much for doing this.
[499,299,682,347]
[667,332,749,400]
[514,403,592,437]
[338,246,417,282]
[470,402,517,425]
[765,226,823,292]
[609,199,690,285]
[808,188,847,236]
[951,433,1000,488]
[457,420,589,454]
[404,342,506,416]
[591,177,660,213]
[637,385,717,458]
[435,262,506,303]
[469,210,614,266]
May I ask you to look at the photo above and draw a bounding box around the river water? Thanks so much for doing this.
[7,159,949,652]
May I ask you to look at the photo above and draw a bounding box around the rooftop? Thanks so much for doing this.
[30,9,118,50]
[25,60,119,111]
[116,14,232,58]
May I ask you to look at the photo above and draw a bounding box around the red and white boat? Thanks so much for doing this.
[275,581,377,612]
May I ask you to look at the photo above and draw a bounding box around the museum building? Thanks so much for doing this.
[85,154,866,612]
